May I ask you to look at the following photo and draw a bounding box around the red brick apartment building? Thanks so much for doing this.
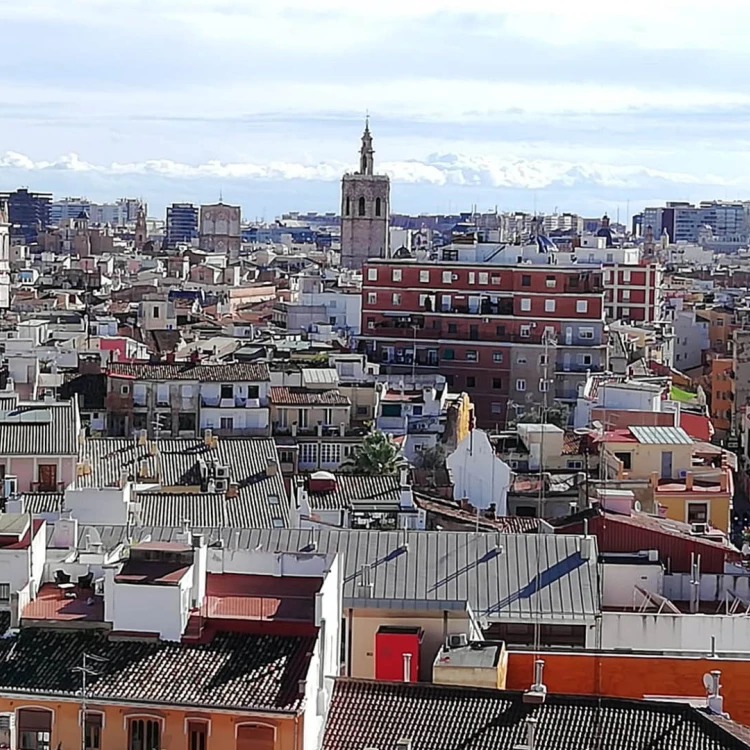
[360,258,607,427]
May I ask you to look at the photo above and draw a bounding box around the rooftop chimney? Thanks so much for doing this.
[523,660,547,704]
[402,652,412,683]
[705,670,727,716]
[266,457,278,477]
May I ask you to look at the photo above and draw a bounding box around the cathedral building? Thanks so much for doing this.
[340,121,390,270]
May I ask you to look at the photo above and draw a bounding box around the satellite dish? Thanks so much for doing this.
[634,501,642,513]
[703,673,714,693]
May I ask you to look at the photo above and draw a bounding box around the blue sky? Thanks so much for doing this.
[2,0,750,219]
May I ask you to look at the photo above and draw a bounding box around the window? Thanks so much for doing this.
[545,299,556,313]
[468,272,476,284]
[18,709,52,750]
[623,269,631,282]
[539,354,547,366]
[356,406,368,416]
[576,300,588,314]
[567,460,583,470]
[120,384,130,395]
[392,293,401,306]
[299,443,318,465]
[237,724,275,750]
[38,464,57,492]
[492,378,502,389]
[412,405,423,416]
[579,327,594,339]
[367,268,378,281]
[375,197,382,217]
[491,402,503,415]
[128,718,160,750]
[520,298,531,312]
[622,288,631,300]
[520,325,530,338]
[516,354,527,364]
[367,318,375,329]
[178,413,196,432]
[539,379,549,392]
[478,272,489,285]
[181,384,194,399]
[152,306,160,318]
[466,350,478,362]
[496,325,506,336]
[466,376,476,388]
[516,379,526,392]
[367,292,377,305]
[419,270,430,283]
[546,275,556,288]
[688,503,709,524]
[448,322,457,333]
[621,307,630,317]
[491,274,501,284]
[442,349,455,360]
[358,197,366,216]
[579,354,593,366]
[614,452,632,470]
[84,712,102,750]
[493,352,503,363]
[220,416,233,431]
[381,403,402,417]
[442,271,452,283]
[248,385,259,400]
[717,318,725,327]
[220,384,233,400]
[521,274,531,287]
[320,443,342,465]
[188,721,207,750]
[345,197,350,216]
[156,383,169,405]
[0,583,9,604]
[392,268,402,282]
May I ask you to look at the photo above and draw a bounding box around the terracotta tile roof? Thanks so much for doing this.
[322,679,750,750]
[22,584,104,622]
[107,362,269,382]
[0,628,313,713]
[270,386,350,407]
[0,400,79,456]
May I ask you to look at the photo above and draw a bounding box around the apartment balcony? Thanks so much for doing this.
[105,392,133,412]
[564,276,604,293]
[555,364,605,374]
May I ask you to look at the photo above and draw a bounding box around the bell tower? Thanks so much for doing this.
[134,205,147,251]
[340,119,390,271]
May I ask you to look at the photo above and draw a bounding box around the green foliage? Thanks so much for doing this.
[341,430,406,475]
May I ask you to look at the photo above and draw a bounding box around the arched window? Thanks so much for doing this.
[358,197,366,216]
[375,197,382,217]
[345,197,350,216]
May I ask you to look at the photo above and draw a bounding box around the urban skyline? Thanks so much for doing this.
[4,1,750,214]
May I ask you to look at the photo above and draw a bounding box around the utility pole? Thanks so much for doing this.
[72,653,107,750]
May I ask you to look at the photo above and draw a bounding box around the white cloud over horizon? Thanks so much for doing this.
[3,0,750,215]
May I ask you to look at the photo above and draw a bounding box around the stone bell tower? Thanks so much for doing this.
[340,119,390,271]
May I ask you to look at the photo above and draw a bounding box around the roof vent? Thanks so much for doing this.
[704,670,727,716]
[447,633,468,649]
[523,659,547,705]
[513,716,538,750]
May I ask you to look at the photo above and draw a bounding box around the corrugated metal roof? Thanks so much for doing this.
[630,425,694,445]
[301,369,339,387]
[77,527,600,621]
[0,400,79,456]
[298,474,401,511]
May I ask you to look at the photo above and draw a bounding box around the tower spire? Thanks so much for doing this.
[359,116,374,176]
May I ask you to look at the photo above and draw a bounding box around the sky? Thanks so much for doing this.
[2,0,750,220]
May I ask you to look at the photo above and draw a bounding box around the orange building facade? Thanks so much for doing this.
[0,698,299,750]
[506,650,750,725]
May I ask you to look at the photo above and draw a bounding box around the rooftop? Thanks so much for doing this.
[22,583,104,623]
[0,400,79,456]
[107,361,270,382]
[270,386,350,407]
[322,679,750,750]
[0,628,313,713]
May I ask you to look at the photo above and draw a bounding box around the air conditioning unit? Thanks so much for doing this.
[215,478,228,493]
[678,469,688,479]
[448,633,468,649]
[216,465,230,479]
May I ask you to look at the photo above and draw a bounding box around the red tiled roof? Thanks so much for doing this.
[270,386,350,406]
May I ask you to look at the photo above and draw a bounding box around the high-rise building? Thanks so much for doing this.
[643,200,749,245]
[340,121,390,270]
[165,203,199,247]
[359,240,607,427]
[1,188,52,244]
[49,197,144,226]
[0,199,10,309]
[199,202,241,258]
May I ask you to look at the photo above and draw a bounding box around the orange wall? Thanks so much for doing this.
[507,652,750,724]
[0,698,300,750]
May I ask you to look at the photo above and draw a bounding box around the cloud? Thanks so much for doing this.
[0,150,732,193]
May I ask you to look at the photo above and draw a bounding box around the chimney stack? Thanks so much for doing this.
[402,652,412,683]
[266,457,278,477]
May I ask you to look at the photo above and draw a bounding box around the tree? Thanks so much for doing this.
[415,442,446,471]
[341,430,405,475]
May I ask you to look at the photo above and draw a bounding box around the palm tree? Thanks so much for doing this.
[342,430,405,475]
